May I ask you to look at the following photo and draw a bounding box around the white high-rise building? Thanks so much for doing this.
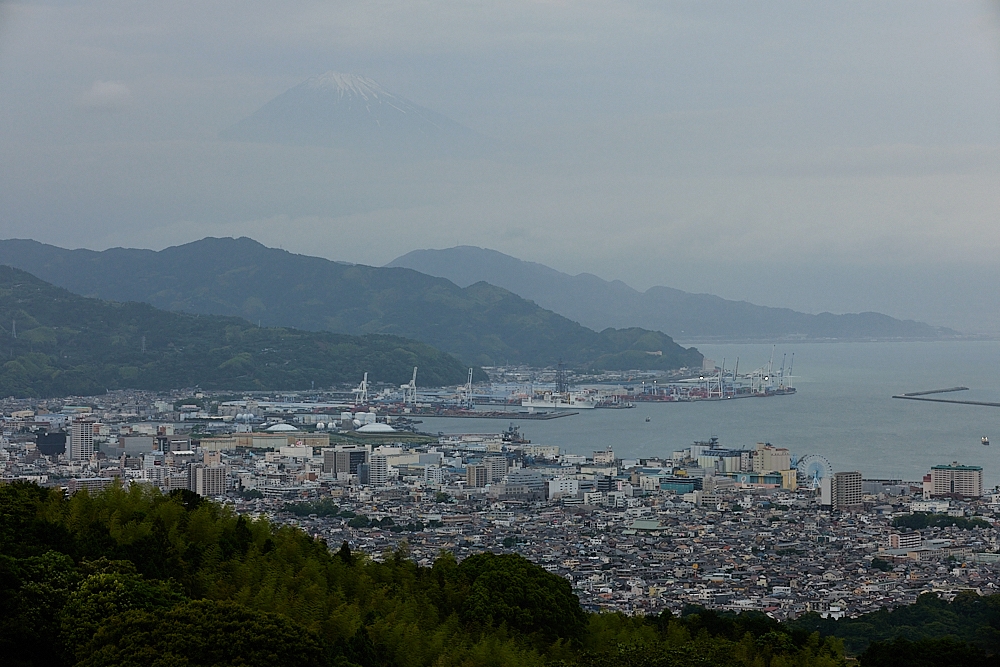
[424,464,443,486]
[68,420,96,461]
[369,453,388,486]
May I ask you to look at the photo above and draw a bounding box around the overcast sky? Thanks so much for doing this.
[1,1,999,330]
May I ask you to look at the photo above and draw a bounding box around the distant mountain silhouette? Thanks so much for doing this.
[0,238,702,371]
[387,246,957,341]
[221,72,489,156]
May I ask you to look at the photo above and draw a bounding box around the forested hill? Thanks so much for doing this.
[0,266,471,397]
[0,238,702,371]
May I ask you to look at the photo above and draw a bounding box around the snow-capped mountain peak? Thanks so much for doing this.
[221,71,488,156]
[304,72,391,101]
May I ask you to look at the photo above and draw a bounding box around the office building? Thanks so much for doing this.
[323,445,369,476]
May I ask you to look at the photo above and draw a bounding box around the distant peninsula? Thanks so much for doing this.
[388,246,959,342]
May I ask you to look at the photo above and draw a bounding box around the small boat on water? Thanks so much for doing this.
[645,416,651,422]
[982,436,990,446]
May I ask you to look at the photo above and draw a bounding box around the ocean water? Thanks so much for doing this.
[417,341,1000,489]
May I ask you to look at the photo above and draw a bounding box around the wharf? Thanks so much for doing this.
[427,409,577,420]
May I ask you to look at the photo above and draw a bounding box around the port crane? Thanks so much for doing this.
[352,372,369,406]
[400,367,417,404]
[458,368,475,408]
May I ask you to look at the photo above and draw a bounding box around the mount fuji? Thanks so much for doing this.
[221,72,487,155]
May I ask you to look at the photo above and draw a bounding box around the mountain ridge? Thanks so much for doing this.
[0,238,702,371]
[387,246,956,341]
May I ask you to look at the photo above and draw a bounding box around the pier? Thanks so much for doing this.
[891,387,1000,408]
[896,386,969,397]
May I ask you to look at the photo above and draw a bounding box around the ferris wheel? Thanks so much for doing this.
[795,454,833,490]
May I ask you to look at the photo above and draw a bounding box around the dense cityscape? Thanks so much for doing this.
[3,386,997,624]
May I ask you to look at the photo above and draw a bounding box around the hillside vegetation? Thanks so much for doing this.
[0,266,470,397]
[790,591,1000,657]
[3,481,998,666]
[0,481,849,667]
[0,238,702,370]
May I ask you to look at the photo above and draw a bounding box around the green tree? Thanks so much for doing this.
[78,599,329,667]
[457,552,588,643]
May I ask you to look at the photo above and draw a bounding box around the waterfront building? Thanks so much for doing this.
[929,462,983,498]
[753,443,791,472]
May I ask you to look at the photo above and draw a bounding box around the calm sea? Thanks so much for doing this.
[417,341,1000,490]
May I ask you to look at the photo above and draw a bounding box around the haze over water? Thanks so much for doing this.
[419,341,1000,489]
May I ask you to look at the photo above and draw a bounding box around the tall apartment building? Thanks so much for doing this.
[831,471,863,511]
[467,464,489,488]
[191,465,227,497]
[68,420,96,461]
[368,453,388,487]
[929,462,983,498]
[484,455,508,483]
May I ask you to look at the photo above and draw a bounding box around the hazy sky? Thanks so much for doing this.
[1,1,999,330]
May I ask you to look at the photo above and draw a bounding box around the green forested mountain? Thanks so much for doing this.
[0,238,702,370]
[0,266,471,397]
[0,482,849,667]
